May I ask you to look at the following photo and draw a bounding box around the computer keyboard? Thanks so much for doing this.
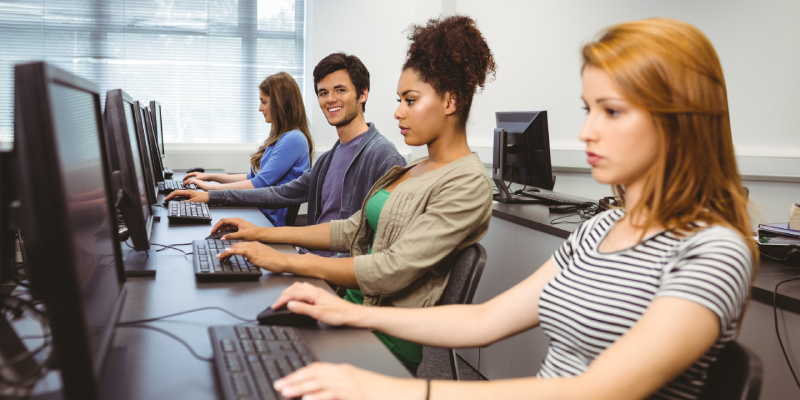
[158,179,197,193]
[193,239,263,281]
[163,167,174,177]
[209,325,316,400]
[168,201,212,223]
[518,189,588,205]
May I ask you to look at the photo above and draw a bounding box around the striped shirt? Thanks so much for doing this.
[538,209,752,399]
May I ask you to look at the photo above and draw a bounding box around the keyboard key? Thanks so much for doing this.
[225,353,242,372]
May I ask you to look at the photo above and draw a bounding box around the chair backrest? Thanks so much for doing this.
[285,204,301,227]
[436,243,487,306]
[698,341,763,400]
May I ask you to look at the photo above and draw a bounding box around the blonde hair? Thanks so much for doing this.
[582,19,758,271]
[250,72,314,173]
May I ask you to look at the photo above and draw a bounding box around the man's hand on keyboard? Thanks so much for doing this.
[164,189,209,203]
[217,242,288,273]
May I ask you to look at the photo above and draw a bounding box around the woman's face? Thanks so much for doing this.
[394,68,453,146]
[579,66,659,188]
[259,91,272,124]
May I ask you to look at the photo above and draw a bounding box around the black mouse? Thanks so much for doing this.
[205,229,237,240]
[186,167,205,173]
[257,305,317,327]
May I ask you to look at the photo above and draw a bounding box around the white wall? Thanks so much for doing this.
[305,0,458,155]
[455,0,800,157]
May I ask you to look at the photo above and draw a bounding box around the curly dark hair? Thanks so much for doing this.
[403,15,496,126]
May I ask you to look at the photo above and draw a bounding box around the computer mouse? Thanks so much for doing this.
[186,167,205,173]
[257,305,317,327]
[205,229,237,240]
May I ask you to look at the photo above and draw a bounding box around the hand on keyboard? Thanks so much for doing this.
[274,361,413,400]
[217,242,290,273]
[164,189,210,203]
[184,176,211,190]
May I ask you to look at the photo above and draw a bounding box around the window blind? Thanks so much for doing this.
[0,0,305,144]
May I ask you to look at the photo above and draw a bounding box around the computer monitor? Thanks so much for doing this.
[0,149,15,285]
[142,106,166,182]
[148,101,166,159]
[104,89,152,251]
[133,101,158,206]
[493,111,555,204]
[13,61,127,400]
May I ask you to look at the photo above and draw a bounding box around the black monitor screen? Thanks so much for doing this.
[124,102,149,215]
[150,102,165,158]
[49,83,122,370]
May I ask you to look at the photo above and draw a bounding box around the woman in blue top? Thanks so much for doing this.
[183,72,313,226]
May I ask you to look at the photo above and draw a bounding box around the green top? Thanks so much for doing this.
[365,188,391,233]
[344,187,423,368]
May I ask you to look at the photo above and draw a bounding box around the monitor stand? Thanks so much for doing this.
[122,248,155,277]
[493,178,541,204]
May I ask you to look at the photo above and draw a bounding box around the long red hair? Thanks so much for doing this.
[582,19,758,273]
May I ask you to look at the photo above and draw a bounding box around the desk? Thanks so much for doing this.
[32,171,410,399]
[458,200,800,399]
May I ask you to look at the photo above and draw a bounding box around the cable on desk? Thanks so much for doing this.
[117,324,213,363]
[774,275,800,391]
[117,306,256,325]
[0,294,53,388]
[151,242,192,255]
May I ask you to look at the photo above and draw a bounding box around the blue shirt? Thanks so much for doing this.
[246,129,310,226]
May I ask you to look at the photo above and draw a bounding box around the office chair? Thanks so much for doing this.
[698,341,763,400]
[435,243,487,380]
[285,204,301,227]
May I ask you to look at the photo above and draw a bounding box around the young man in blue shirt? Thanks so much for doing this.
[166,53,406,256]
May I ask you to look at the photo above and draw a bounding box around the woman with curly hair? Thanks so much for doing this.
[212,15,496,372]
[268,18,756,400]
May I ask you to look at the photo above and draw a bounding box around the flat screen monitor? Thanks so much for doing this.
[133,101,158,206]
[142,106,165,182]
[13,61,127,400]
[0,149,14,284]
[148,101,165,159]
[104,89,152,251]
[494,111,554,186]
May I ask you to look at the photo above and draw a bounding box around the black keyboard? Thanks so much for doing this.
[163,167,174,177]
[168,201,212,223]
[209,325,316,400]
[158,179,197,193]
[518,189,588,205]
[193,239,263,281]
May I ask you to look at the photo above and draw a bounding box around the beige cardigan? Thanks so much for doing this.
[329,153,493,308]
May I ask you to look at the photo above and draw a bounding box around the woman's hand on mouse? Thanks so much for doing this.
[164,189,209,203]
[217,241,290,273]
[271,282,364,327]
[183,172,210,182]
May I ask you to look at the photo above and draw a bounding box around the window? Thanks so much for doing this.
[0,0,305,144]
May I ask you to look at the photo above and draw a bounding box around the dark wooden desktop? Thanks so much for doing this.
[111,171,410,399]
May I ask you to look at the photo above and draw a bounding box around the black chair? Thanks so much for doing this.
[435,243,487,380]
[285,204,301,227]
[698,341,763,400]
